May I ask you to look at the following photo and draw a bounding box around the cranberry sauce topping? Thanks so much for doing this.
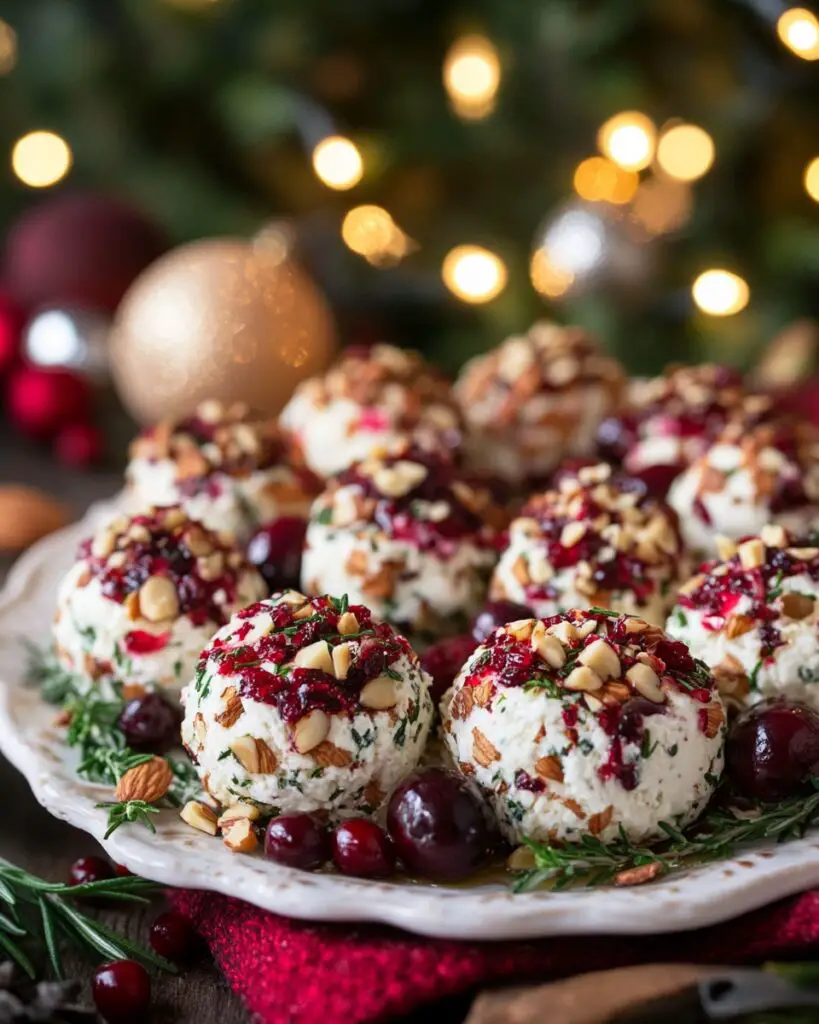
[77,507,249,626]
[321,445,502,552]
[204,593,413,723]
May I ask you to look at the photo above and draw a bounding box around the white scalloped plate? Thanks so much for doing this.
[3,503,819,939]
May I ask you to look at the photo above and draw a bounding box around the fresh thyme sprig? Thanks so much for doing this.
[512,787,819,892]
[0,858,175,980]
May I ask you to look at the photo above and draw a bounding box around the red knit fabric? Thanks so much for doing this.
[170,888,819,1024]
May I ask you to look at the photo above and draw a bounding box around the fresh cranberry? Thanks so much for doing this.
[264,813,330,870]
[386,768,491,881]
[421,634,478,703]
[118,694,181,754]
[726,699,819,802]
[69,855,114,887]
[92,960,150,1023]
[247,517,307,594]
[332,819,396,878]
[150,910,203,965]
[114,864,132,877]
[471,601,534,644]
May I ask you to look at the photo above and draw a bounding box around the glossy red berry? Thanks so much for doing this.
[387,768,491,882]
[92,959,151,1022]
[118,693,181,753]
[421,634,477,703]
[332,819,396,879]
[264,813,330,870]
[69,855,114,887]
[247,517,307,595]
[471,601,534,644]
[150,910,202,965]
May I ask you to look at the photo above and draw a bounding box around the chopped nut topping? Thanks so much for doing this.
[293,710,331,754]
[180,800,219,836]
[738,538,765,570]
[564,665,603,692]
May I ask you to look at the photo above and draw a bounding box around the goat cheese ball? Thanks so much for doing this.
[489,463,686,626]
[597,364,772,497]
[53,507,266,697]
[668,420,819,557]
[181,591,435,815]
[454,321,625,487]
[441,609,725,845]
[667,526,819,710]
[126,399,318,543]
[279,343,461,479]
[301,445,504,636]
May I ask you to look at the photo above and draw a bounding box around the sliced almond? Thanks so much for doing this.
[294,641,334,673]
[738,538,765,570]
[222,817,258,854]
[626,662,665,703]
[577,638,620,681]
[781,592,816,620]
[331,642,354,679]
[359,675,397,710]
[180,800,218,836]
[564,666,603,692]
[139,575,179,623]
[293,710,330,753]
[336,611,360,635]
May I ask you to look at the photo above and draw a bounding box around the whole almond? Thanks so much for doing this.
[0,485,70,553]
[115,756,172,803]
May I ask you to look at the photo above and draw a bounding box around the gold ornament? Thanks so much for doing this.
[109,237,336,423]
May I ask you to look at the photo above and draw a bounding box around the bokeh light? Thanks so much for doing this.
[11,131,73,188]
[804,157,819,202]
[312,136,363,190]
[656,124,715,182]
[443,35,501,120]
[530,250,575,299]
[597,112,656,171]
[777,8,819,60]
[573,156,639,204]
[692,269,750,316]
[442,245,507,303]
[631,177,693,235]
[342,205,411,266]
[0,19,17,75]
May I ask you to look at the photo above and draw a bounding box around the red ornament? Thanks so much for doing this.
[6,366,91,438]
[0,291,26,375]
[53,420,104,467]
[3,192,167,312]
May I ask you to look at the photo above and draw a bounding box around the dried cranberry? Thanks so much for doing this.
[69,855,114,887]
[150,910,203,965]
[386,768,491,881]
[471,600,534,644]
[264,813,330,870]
[92,960,150,1022]
[619,698,667,744]
[421,634,477,703]
[726,698,819,802]
[118,693,181,754]
[332,819,396,878]
[247,517,307,594]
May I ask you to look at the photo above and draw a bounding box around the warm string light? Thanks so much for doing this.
[442,245,507,303]
[777,7,819,59]
[692,269,750,316]
[597,112,656,171]
[656,123,715,182]
[342,205,412,266]
[530,250,574,298]
[443,35,501,120]
[311,135,363,190]
[11,131,72,188]
[804,157,819,202]
[0,19,16,75]
[631,177,693,235]
[573,156,638,204]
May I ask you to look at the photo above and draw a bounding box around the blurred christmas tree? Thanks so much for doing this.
[0,0,818,374]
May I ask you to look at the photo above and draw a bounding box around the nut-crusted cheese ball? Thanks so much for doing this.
[490,463,687,626]
[279,343,461,479]
[126,399,318,543]
[301,445,504,636]
[597,364,771,497]
[441,610,725,845]
[667,526,819,709]
[454,321,625,486]
[181,591,434,815]
[53,507,266,697]
[668,420,819,556]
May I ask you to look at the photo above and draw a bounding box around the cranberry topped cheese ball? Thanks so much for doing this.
[668,527,819,709]
[126,399,318,543]
[489,463,686,626]
[279,344,461,479]
[597,365,771,497]
[301,445,504,636]
[181,591,434,815]
[668,420,819,556]
[454,321,625,487]
[441,610,725,845]
[53,507,266,697]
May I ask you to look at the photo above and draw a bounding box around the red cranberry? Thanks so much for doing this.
[150,910,203,965]
[118,693,181,754]
[726,699,819,802]
[114,864,132,877]
[264,813,330,870]
[247,517,307,594]
[471,601,534,644]
[69,855,114,887]
[92,960,150,1023]
[421,634,478,703]
[332,819,396,878]
[386,768,491,881]
[628,461,684,499]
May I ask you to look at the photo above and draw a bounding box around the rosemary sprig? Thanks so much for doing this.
[0,858,175,979]
[23,641,78,706]
[512,787,819,892]
[96,800,161,840]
